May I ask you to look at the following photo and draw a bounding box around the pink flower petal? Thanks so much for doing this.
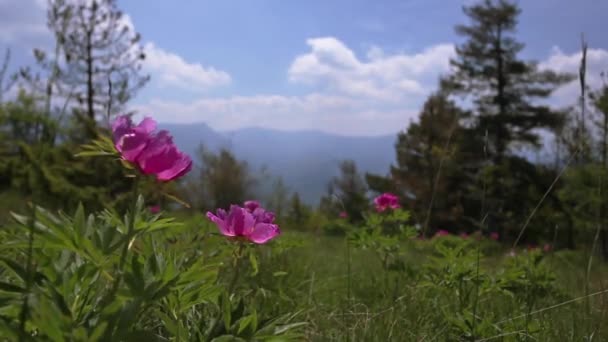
[225,205,256,236]
[155,152,193,181]
[137,116,157,134]
[247,223,280,244]
[244,200,260,212]
[206,211,235,236]
[374,193,400,212]
[253,208,275,224]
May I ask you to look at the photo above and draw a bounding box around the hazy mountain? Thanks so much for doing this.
[160,123,397,204]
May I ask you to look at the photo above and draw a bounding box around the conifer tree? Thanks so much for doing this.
[391,93,477,233]
[442,0,572,161]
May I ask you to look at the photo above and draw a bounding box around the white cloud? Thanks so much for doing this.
[144,42,232,92]
[134,93,417,136]
[540,46,608,107]
[136,37,458,135]
[0,0,48,47]
[288,37,454,101]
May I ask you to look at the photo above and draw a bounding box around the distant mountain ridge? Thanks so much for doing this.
[159,123,397,204]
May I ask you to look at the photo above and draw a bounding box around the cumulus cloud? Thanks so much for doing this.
[144,42,232,92]
[135,37,456,135]
[288,37,455,102]
[540,46,608,107]
[134,37,459,135]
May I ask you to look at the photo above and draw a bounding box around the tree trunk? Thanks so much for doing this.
[86,30,94,122]
[495,26,507,161]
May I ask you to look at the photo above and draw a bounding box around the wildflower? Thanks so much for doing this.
[507,249,517,257]
[149,205,161,214]
[112,115,192,182]
[252,207,276,224]
[206,205,280,244]
[459,232,469,239]
[339,211,348,218]
[543,243,552,252]
[244,200,260,213]
[374,193,400,212]
[489,232,499,241]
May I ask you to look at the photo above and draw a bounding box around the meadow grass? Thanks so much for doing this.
[250,229,608,341]
[1,206,607,341]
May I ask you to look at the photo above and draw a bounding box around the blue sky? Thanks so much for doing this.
[2,0,608,135]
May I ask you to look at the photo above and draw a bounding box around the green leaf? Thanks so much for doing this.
[211,336,246,342]
[237,310,258,335]
[0,257,29,283]
[273,322,308,335]
[124,331,169,341]
[74,150,114,157]
[222,293,232,331]
[0,281,25,293]
[162,191,191,208]
[89,322,109,341]
[249,251,259,276]
[73,203,86,241]
[272,271,288,277]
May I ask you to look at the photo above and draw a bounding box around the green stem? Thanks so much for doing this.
[117,178,139,278]
[227,242,246,294]
[207,242,246,341]
[101,178,139,307]
[18,203,36,341]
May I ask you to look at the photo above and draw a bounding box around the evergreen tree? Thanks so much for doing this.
[442,0,572,161]
[323,160,369,223]
[391,93,478,234]
[195,146,257,210]
[287,192,311,230]
[590,75,608,259]
[266,177,290,220]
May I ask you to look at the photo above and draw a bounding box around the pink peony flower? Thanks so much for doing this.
[339,211,348,218]
[206,205,280,244]
[112,115,192,182]
[490,232,499,241]
[374,193,400,212]
[149,205,161,214]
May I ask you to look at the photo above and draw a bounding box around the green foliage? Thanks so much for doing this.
[319,160,369,223]
[185,146,258,211]
[349,209,415,274]
[391,93,479,233]
[0,197,306,341]
[442,0,573,159]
